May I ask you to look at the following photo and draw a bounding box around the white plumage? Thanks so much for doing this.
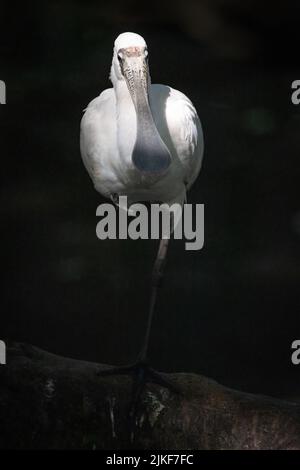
[80,32,204,210]
[80,33,205,400]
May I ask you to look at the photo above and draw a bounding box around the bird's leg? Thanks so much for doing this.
[99,236,174,373]
[98,235,181,441]
[137,236,170,362]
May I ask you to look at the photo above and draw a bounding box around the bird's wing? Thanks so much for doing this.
[166,87,204,189]
[152,85,204,190]
[80,88,117,197]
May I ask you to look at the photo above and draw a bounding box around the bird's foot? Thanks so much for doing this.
[98,360,181,442]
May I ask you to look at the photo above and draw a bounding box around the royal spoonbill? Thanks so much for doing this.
[80,31,204,421]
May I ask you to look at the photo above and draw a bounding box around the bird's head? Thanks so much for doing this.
[110,32,171,175]
[110,32,150,103]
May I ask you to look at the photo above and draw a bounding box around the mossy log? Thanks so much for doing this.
[1,342,300,449]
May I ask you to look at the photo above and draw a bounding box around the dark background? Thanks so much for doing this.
[1,0,300,400]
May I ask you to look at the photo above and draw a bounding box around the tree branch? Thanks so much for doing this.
[0,341,300,449]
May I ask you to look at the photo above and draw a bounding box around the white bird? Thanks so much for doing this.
[80,32,204,421]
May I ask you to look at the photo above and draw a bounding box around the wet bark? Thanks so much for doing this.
[1,341,300,450]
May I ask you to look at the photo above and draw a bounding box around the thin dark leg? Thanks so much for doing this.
[137,237,170,362]
[98,236,171,375]
[98,236,181,441]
